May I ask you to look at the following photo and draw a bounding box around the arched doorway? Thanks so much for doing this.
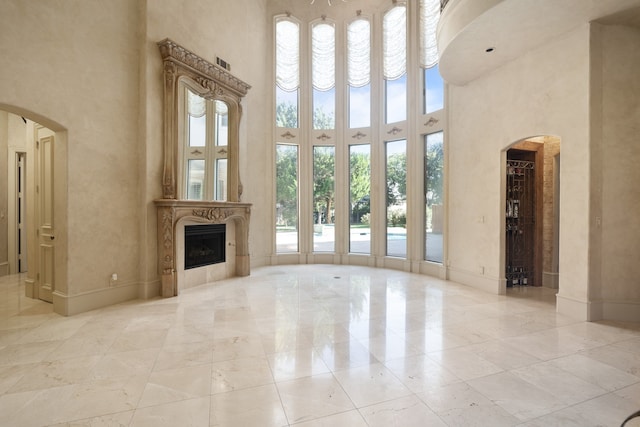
[0,104,67,312]
[500,135,560,293]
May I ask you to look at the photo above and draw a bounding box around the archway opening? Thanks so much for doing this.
[501,135,561,294]
[0,104,67,313]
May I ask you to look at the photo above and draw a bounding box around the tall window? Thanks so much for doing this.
[425,132,444,262]
[312,21,336,129]
[350,144,371,254]
[386,140,407,257]
[383,5,407,124]
[184,87,228,201]
[313,146,335,251]
[276,18,300,128]
[276,144,299,253]
[347,18,371,128]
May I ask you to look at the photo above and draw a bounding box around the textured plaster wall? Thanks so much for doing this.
[0,1,141,300]
[141,0,271,286]
[542,136,560,278]
[0,112,8,274]
[447,25,591,303]
[598,24,640,302]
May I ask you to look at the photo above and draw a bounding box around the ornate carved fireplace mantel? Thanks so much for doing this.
[155,200,251,297]
[155,39,252,297]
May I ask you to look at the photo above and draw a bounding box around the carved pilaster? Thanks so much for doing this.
[156,206,177,296]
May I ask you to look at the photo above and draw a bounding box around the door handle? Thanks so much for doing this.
[50,235,55,240]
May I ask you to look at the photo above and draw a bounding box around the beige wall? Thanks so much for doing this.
[447,25,592,317]
[542,136,561,288]
[0,112,8,275]
[0,0,269,314]
[591,24,640,320]
[0,0,140,312]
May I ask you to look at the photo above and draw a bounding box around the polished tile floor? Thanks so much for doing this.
[1,265,639,426]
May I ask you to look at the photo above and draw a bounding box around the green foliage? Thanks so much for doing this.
[387,205,407,227]
[313,147,335,224]
[425,140,444,206]
[360,212,371,226]
[350,151,371,224]
[386,152,407,206]
[276,145,298,227]
[313,107,335,130]
[276,102,297,128]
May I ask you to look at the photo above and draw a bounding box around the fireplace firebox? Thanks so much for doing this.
[185,224,226,270]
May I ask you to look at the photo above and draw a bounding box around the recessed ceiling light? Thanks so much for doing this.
[486,47,495,53]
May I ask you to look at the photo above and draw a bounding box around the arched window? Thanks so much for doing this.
[272,3,445,267]
[275,17,300,128]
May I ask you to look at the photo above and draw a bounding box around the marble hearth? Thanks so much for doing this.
[155,199,251,297]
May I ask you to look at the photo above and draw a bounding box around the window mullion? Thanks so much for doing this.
[205,99,216,200]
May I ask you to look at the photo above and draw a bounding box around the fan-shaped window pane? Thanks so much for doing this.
[347,18,370,87]
[312,22,335,91]
[383,5,407,80]
[276,19,300,91]
[419,0,440,68]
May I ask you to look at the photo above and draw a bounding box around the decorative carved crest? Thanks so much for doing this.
[158,39,250,98]
[425,116,439,127]
[192,208,233,222]
[281,131,296,140]
[217,148,228,155]
[387,126,402,135]
[191,149,203,155]
[352,131,367,140]
[316,133,332,141]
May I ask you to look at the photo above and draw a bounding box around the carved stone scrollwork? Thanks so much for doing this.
[281,131,296,140]
[317,133,332,141]
[425,116,439,127]
[164,62,177,83]
[192,208,233,222]
[387,126,402,136]
[158,39,250,98]
[352,131,367,140]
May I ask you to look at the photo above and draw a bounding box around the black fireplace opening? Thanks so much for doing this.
[185,224,226,270]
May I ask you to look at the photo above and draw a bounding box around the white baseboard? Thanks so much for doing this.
[592,299,640,323]
[556,293,590,321]
[543,271,559,289]
[138,280,161,300]
[447,267,501,294]
[0,262,8,276]
[53,282,140,316]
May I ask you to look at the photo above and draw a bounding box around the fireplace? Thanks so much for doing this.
[184,224,226,269]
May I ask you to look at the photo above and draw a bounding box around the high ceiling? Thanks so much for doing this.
[438,0,640,85]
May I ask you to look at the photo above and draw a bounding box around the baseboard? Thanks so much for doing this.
[595,299,640,323]
[25,278,35,298]
[138,279,161,300]
[52,282,140,316]
[0,262,8,276]
[556,293,590,321]
[418,261,447,280]
[543,271,559,289]
[447,267,501,294]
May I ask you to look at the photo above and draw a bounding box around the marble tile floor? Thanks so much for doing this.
[1,265,639,427]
